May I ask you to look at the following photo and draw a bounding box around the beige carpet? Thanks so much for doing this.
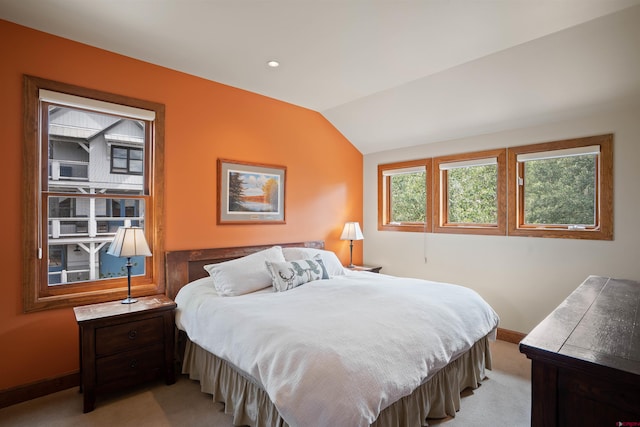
[0,340,531,427]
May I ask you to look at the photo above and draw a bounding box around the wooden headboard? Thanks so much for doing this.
[165,240,324,299]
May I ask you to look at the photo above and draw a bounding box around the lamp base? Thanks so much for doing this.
[121,297,138,304]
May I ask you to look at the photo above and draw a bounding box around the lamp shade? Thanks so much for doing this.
[107,227,152,257]
[340,222,364,241]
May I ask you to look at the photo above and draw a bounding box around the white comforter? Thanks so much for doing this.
[175,272,499,427]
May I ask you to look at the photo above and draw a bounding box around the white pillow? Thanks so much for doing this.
[265,255,329,292]
[282,247,345,277]
[204,246,285,296]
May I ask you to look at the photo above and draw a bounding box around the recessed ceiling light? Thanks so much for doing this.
[267,60,280,68]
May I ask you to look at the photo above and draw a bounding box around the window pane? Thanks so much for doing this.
[129,148,143,160]
[47,105,145,195]
[47,242,147,286]
[113,158,127,169]
[390,172,426,223]
[447,164,497,224]
[112,147,128,158]
[47,196,146,286]
[523,154,596,225]
[130,160,143,173]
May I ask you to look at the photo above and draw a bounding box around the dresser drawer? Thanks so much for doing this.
[96,345,164,385]
[95,316,164,356]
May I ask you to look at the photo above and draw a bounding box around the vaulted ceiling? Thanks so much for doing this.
[2,0,639,154]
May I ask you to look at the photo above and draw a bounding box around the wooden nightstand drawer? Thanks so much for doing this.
[96,345,164,385]
[95,316,164,356]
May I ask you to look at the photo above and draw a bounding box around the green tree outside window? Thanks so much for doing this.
[523,155,596,225]
[390,172,426,223]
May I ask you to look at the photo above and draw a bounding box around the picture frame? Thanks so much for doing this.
[217,159,286,224]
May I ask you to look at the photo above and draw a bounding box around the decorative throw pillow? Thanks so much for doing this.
[282,247,345,277]
[203,246,285,296]
[265,255,329,292]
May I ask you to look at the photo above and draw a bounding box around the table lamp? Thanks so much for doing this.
[107,226,152,304]
[340,222,364,268]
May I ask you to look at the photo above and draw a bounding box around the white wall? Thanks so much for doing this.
[363,105,640,334]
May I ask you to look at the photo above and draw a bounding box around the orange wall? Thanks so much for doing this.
[0,20,363,391]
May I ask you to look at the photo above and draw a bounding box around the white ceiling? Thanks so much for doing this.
[2,0,640,154]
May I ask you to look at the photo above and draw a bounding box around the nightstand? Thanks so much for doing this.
[73,295,176,413]
[346,265,382,273]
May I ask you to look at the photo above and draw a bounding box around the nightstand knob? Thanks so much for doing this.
[128,330,138,340]
[130,359,137,369]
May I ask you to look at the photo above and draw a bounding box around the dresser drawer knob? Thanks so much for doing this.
[130,359,137,369]
[128,330,138,340]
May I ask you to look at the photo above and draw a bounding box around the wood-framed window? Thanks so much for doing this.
[434,149,506,235]
[507,134,613,240]
[23,75,165,312]
[378,159,432,232]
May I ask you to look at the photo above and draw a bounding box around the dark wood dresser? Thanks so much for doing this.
[519,276,640,427]
[73,295,176,413]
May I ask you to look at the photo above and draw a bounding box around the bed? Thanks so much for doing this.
[165,241,499,427]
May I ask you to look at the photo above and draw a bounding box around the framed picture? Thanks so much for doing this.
[217,159,286,224]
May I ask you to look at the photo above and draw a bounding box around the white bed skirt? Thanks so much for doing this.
[182,335,492,427]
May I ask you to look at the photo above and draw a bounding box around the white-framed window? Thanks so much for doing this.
[507,134,613,240]
[23,76,166,312]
